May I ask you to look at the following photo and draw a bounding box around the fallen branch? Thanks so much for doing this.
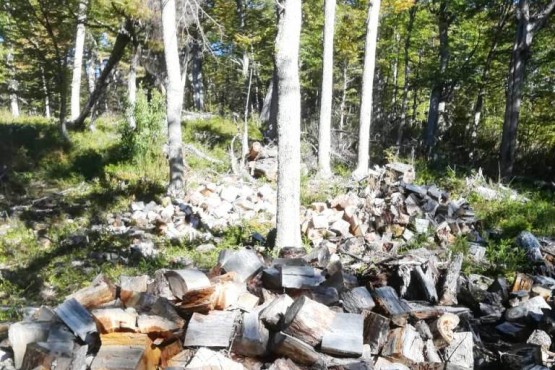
[184,144,224,165]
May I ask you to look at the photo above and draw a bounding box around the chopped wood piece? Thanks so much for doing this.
[430,313,460,348]
[20,342,72,370]
[236,291,260,311]
[148,269,177,301]
[363,311,390,354]
[184,311,239,348]
[92,308,138,333]
[180,286,216,313]
[374,357,411,370]
[424,339,442,363]
[506,296,551,321]
[220,249,264,282]
[439,253,463,306]
[120,275,150,293]
[233,311,269,357]
[321,312,364,357]
[55,298,97,342]
[8,321,51,369]
[512,273,534,292]
[496,321,528,339]
[271,332,325,366]
[91,333,159,370]
[300,286,339,306]
[67,274,116,308]
[185,347,243,369]
[165,269,211,299]
[382,324,424,365]
[260,295,294,329]
[167,349,194,368]
[268,358,302,370]
[443,332,473,369]
[372,286,411,326]
[262,268,282,289]
[137,314,181,334]
[283,296,336,347]
[281,265,325,289]
[158,339,184,367]
[414,265,438,303]
[341,286,375,314]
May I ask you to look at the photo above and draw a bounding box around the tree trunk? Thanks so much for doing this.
[260,71,278,142]
[41,66,51,119]
[396,3,417,148]
[317,0,336,178]
[70,0,88,121]
[127,42,141,129]
[424,1,450,155]
[71,20,133,129]
[161,0,186,196]
[7,49,19,118]
[192,41,204,111]
[338,62,349,143]
[353,0,381,179]
[275,0,302,250]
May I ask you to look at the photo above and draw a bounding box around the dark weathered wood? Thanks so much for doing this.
[372,286,411,326]
[8,321,51,369]
[301,286,339,306]
[271,332,325,366]
[67,274,116,308]
[20,342,71,370]
[55,298,97,342]
[281,265,325,289]
[321,312,364,357]
[382,324,425,365]
[220,248,264,282]
[341,286,375,314]
[505,296,550,322]
[233,311,269,357]
[321,269,358,292]
[184,310,239,348]
[262,267,282,289]
[414,265,438,303]
[439,253,463,306]
[164,269,211,299]
[363,311,390,355]
[283,296,336,347]
[92,308,138,333]
[443,332,473,368]
[260,294,294,329]
[430,313,460,349]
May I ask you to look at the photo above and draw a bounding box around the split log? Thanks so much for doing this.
[260,294,294,329]
[67,274,116,308]
[220,249,264,282]
[424,339,442,363]
[232,311,269,357]
[341,286,375,314]
[414,265,438,303]
[429,313,460,349]
[20,342,71,370]
[372,286,411,326]
[374,357,411,370]
[283,296,336,347]
[247,141,277,161]
[55,298,97,342]
[91,333,160,370]
[157,339,183,367]
[164,269,211,299]
[271,332,325,367]
[179,286,215,313]
[92,308,138,333]
[300,286,339,306]
[166,349,194,368]
[262,268,282,290]
[512,273,534,292]
[439,253,463,306]
[363,311,390,354]
[184,310,239,348]
[212,280,246,310]
[137,314,181,335]
[381,324,425,365]
[8,321,51,369]
[506,296,551,322]
[443,332,473,368]
[120,275,150,293]
[321,312,364,357]
[125,293,185,329]
[186,347,243,369]
[281,265,325,289]
[236,291,260,311]
[496,321,529,340]
[147,270,175,301]
[268,358,302,370]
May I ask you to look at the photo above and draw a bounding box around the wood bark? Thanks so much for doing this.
[127,42,141,129]
[161,0,186,196]
[274,0,302,249]
[439,253,463,306]
[283,296,336,347]
[317,0,336,178]
[500,0,555,178]
[70,0,88,121]
[192,40,204,111]
[40,66,51,118]
[353,0,380,178]
[260,71,279,142]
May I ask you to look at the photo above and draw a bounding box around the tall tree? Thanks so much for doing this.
[127,41,141,129]
[353,0,381,179]
[160,0,186,195]
[6,47,19,117]
[275,0,302,250]
[70,0,88,121]
[500,0,555,178]
[317,0,336,178]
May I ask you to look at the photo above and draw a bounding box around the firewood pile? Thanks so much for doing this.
[4,235,555,370]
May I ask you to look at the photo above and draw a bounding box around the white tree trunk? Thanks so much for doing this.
[353,0,380,179]
[161,0,186,195]
[70,0,88,120]
[317,0,336,178]
[41,66,51,118]
[7,49,19,118]
[275,0,302,250]
[127,43,141,129]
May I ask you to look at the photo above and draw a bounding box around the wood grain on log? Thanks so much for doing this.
[283,296,336,347]
[439,253,463,306]
[233,311,269,357]
[363,311,390,354]
[260,294,294,329]
[184,310,239,348]
[321,312,364,357]
[430,313,460,348]
[67,274,116,308]
[271,332,324,366]
[372,286,411,326]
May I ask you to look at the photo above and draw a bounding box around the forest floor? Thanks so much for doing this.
[0,112,554,322]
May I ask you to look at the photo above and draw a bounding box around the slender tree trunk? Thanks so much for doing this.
[161,0,186,195]
[71,20,133,128]
[389,32,400,125]
[425,1,450,155]
[317,0,336,178]
[7,49,20,118]
[353,0,380,178]
[41,66,51,118]
[500,0,555,178]
[260,71,278,142]
[192,41,204,111]
[70,0,88,120]
[127,42,141,129]
[396,3,417,148]
[275,0,302,250]
[338,62,349,143]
